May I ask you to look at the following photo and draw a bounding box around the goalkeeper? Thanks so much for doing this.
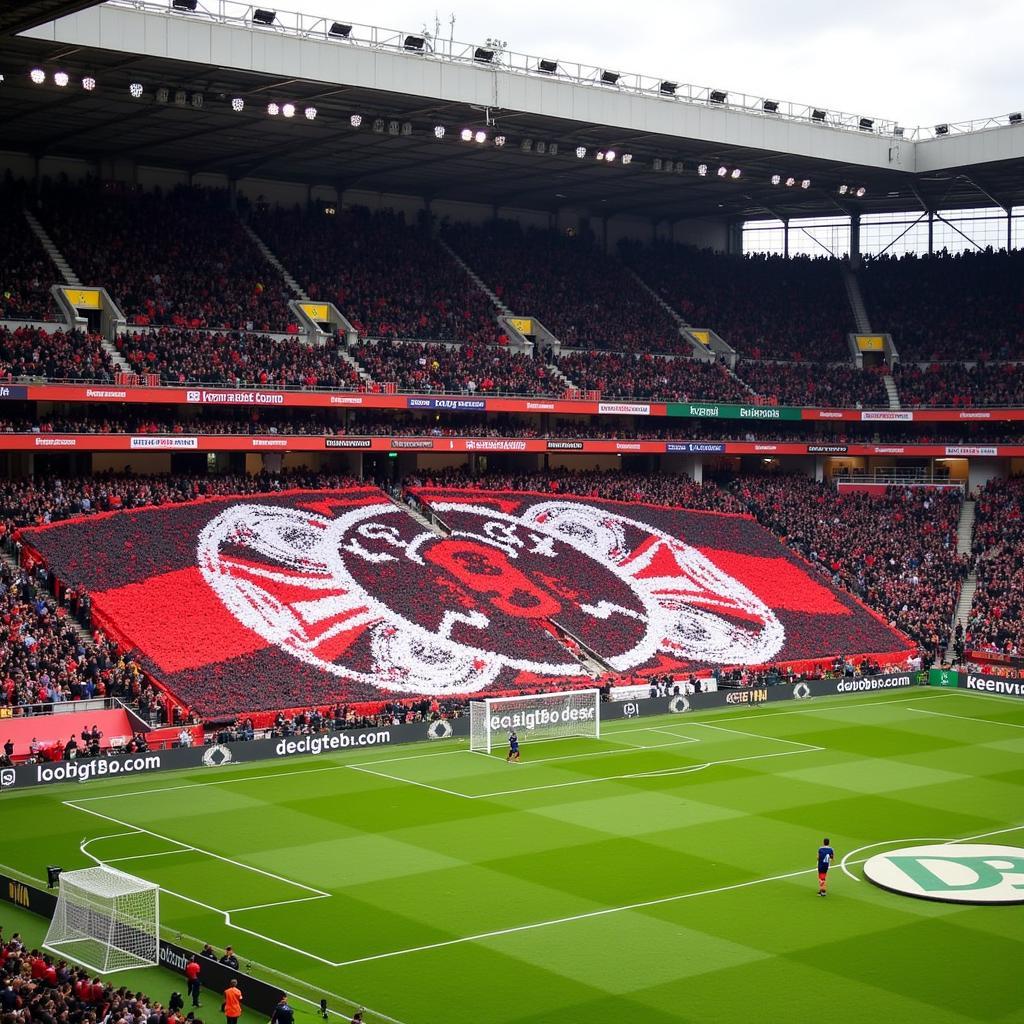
[506,730,520,762]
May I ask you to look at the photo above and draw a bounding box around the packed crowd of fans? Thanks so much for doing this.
[735,360,889,408]
[0,327,114,381]
[443,220,683,353]
[118,329,360,389]
[350,339,556,394]
[893,360,1024,408]
[860,249,1024,361]
[0,186,57,322]
[968,475,1024,655]
[556,350,750,402]
[257,205,503,344]
[38,181,294,331]
[734,475,968,656]
[621,242,853,361]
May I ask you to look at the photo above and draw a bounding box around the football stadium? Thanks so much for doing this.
[0,2,1022,1022]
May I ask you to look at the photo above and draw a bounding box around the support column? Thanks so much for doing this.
[927,212,934,254]
[849,212,861,262]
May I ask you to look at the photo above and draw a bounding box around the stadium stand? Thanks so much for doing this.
[442,220,683,352]
[735,359,889,408]
[37,182,294,331]
[0,185,57,322]
[257,205,504,344]
[892,360,1024,407]
[0,326,114,381]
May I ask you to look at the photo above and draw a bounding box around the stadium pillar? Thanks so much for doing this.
[849,212,861,261]
[927,212,933,254]
[228,179,238,211]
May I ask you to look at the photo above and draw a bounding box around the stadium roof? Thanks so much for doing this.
[4,1,1024,224]
[0,1,102,38]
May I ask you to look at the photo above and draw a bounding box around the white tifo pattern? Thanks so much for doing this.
[44,866,160,973]
[470,689,601,754]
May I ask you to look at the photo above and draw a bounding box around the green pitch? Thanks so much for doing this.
[2,687,1022,1024]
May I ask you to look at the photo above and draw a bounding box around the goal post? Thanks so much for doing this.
[43,866,160,973]
[470,688,601,754]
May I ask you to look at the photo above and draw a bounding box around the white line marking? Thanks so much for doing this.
[105,849,193,864]
[347,763,472,798]
[225,895,329,913]
[690,720,824,751]
[908,707,1024,730]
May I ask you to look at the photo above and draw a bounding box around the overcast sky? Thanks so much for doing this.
[287,0,1021,127]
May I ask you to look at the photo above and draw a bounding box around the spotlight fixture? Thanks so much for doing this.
[231,97,244,112]
[935,123,949,135]
[82,76,96,91]
[267,102,280,115]
[372,117,385,133]
[350,114,362,127]
[771,174,781,185]
[659,81,677,95]
[172,0,198,9]
[329,22,352,38]
[129,82,144,98]
[621,153,632,165]
[717,165,728,177]
[401,121,412,135]
[600,70,620,85]
[434,125,446,139]
[653,158,662,171]
[521,138,532,152]
[674,161,685,174]
[785,176,796,187]
[812,108,826,121]
[155,86,169,103]
[894,126,905,137]
[730,168,741,179]
[855,186,867,197]
[858,117,874,131]
[709,89,727,103]
[460,128,473,141]
[1010,112,1022,125]
[605,149,616,161]
[763,99,779,113]
[305,106,317,120]
[387,120,399,135]
[494,134,506,147]
[403,35,426,51]
[696,163,708,176]
[282,103,296,118]
[596,151,605,161]
[190,92,204,109]
[30,68,46,84]
[800,178,810,189]
[538,58,558,74]
[53,71,69,87]
[474,130,487,143]
[575,146,587,158]
[838,184,848,195]
[474,46,495,62]
[537,141,549,154]
[252,8,276,25]
[173,88,187,105]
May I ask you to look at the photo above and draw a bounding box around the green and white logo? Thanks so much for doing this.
[863,844,1024,904]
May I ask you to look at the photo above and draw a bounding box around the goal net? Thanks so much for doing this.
[44,866,160,973]
[470,689,601,754]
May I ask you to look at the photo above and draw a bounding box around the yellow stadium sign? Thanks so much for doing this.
[62,288,101,309]
[691,330,711,345]
[856,335,885,352]
[300,303,330,322]
[507,317,534,336]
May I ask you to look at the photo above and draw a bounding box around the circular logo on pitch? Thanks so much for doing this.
[201,744,234,767]
[427,719,454,740]
[863,844,1024,904]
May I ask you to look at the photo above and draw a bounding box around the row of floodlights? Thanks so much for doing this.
[29,68,97,90]
[653,160,742,179]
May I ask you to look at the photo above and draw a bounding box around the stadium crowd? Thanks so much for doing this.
[0,327,114,381]
[892,360,1024,408]
[735,360,889,408]
[38,182,294,331]
[860,249,1024,361]
[0,188,57,322]
[443,220,683,353]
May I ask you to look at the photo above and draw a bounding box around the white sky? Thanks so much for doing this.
[286,0,1023,127]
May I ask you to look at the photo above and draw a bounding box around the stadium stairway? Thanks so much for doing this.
[842,265,873,334]
[23,209,81,287]
[944,499,977,662]
[102,338,132,375]
[883,373,901,409]
[239,221,310,302]
[546,360,579,391]
[437,237,512,317]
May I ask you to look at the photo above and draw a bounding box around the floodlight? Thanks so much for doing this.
[621,153,632,164]
[771,174,781,185]
[696,163,708,176]
[231,97,244,111]
[838,184,848,195]
[474,47,495,62]
[474,130,487,143]
[30,68,46,84]
[763,99,779,112]
[600,70,620,85]
[404,35,425,51]
[596,151,605,161]
[129,82,144,98]
[494,134,506,147]
[785,177,796,187]
[800,178,810,188]
[548,143,558,155]
[372,117,385,133]
[812,108,826,121]
[1010,112,1022,125]
[605,149,616,161]
[82,76,96,91]
[172,0,198,9]
[536,140,547,153]
[190,92,204,109]
[575,146,586,158]
[894,126,905,137]
[329,22,352,37]
[538,59,558,74]
[858,117,874,130]
[730,168,741,179]
[401,121,412,135]
[53,71,69,87]
[460,128,473,141]
[717,165,728,177]
[709,89,727,103]
[252,8,276,25]
[520,138,532,151]
[173,88,187,105]
[855,186,866,197]
[282,103,296,118]
[267,102,280,115]
[659,81,677,95]
[935,123,949,135]
[350,114,362,127]
[434,125,446,139]
[305,106,318,120]
[674,161,685,173]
